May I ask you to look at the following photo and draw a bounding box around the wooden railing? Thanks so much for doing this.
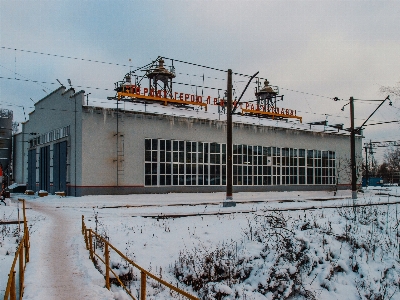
[3,200,30,300]
[81,215,199,300]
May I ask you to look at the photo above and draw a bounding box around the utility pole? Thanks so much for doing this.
[364,141,369,188]
[224,69,235,207]
[350,96,357,200]
[336,95,390,199]
[224,69,258,207]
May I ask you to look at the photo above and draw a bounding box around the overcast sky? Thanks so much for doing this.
[1,0,399,162]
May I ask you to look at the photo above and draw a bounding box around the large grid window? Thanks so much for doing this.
[144,138,336,187]
[144,139,158,185]
[299,149,306,184]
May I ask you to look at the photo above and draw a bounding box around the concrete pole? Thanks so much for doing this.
[365,142,369,188]
[224,69,236,207]
[350,97,357,200]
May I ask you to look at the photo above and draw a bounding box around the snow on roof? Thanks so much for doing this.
[85,97,351,136]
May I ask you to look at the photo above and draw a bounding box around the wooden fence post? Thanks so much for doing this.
[26,230,30,263]
[82,215,85,235]
[18,205,21,233]
[85,229,89,250]
[89,229,93,261]
[19,244,24,298]
[81,223,200,300]
[22,199,29,263]
[141,271,146,300]
[22,200,26,225]
[10,271,16,300]
[105,243,110,290]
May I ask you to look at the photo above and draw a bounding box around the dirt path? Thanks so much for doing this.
[22,201,115,300]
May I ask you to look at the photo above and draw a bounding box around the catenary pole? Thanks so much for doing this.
[365,142,369,188]
[350,96,357,200]
[342,95,389,199]
[224,69,236,207]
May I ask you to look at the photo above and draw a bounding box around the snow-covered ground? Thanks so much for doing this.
[1,188,400,299]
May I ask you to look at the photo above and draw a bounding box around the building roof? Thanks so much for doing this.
[85,97,352,136]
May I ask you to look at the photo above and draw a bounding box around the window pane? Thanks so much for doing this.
[145,163,151,175]
[152,139,158,150]
[145,175,152,185]
[160,176,165,185]
[151,151,157,162]
[145,139,151,150]
[160,151,165,162]
[145,151,151,162]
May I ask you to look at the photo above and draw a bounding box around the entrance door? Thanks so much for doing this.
[39,145,50,191]
[27,149,36,191]
[53,141,67,193]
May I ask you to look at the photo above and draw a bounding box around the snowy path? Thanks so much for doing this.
[22,201,115,300]
[11,188,398,299]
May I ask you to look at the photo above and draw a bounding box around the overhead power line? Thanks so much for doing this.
[4,47,398,129]
[0,76,112,91]
[0,63,52,91]
[165,56,341,100]
[280,87,335,100]
[1,75,396,126]
[1,46,135,68]
[163,56,233,75]
[2,46,342,101]
[365,140,400,148]
[364,120,400,126]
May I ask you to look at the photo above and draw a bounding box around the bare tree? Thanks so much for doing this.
[362,154,379,177]
[377,162,389,179]
[383,147,400,183]
[380,82,400,97]
[335,154,363,192]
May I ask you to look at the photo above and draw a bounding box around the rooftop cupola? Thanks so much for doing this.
[255,79,279,109]
[146,58,175,98]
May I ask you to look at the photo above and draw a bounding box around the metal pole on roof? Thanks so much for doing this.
[224,69,236,207]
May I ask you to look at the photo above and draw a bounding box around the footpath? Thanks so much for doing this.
[21,201,116,300]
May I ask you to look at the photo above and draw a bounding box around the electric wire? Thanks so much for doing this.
[0,76,112,91]
[0,75,396,127]
[363,120,400,126]
[167,56,342,100]
[1,46,136,68]
[0,63,52,91]
[176,72,226,81]
[2,46,342,101]
[0,76,394,126]
[1,46,399,128]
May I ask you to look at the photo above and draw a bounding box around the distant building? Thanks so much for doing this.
[0,109,13,187]
[13,62,362,196]
[362,177,383,187]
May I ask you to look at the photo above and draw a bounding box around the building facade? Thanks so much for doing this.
[13,86,362,196]
[0,109,13,187]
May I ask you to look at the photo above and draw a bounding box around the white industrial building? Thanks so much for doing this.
[13,60,362,196]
